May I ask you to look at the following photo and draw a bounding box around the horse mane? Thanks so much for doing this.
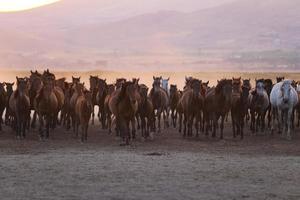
[215,79,232,94]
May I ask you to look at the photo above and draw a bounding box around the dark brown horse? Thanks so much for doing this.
[75,90,93,142]
[61,81,73,129]
[169,84,180,128]
[9,77,31,139]
[89,75,99,125]
[231,77,246,139]
[4,82,14,126]
[264,79,273,128]
[35,78,59,140]
[96,78,108,129]
[204,79,232,139]
[109,81,139,145]
[138,84,154,139]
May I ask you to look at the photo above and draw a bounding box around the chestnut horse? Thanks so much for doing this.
[96,78,108,129]
[75,90,93,142]
[169,84,180,128]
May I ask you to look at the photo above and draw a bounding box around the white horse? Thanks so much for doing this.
[161,77,170,96]
[270,80,298,140]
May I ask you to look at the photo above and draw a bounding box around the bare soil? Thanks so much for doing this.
[0,121,300,200]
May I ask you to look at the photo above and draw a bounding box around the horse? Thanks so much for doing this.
[109,81,139,145]
[34,78,59,140]
[70,82,85,132]
[249,79,269,133]
[72,76,81,85]
[29,71,44,128]
[169,84,180,128]
[104,84,116,134]
[204,79,232,139]
[9,77,31,139]
[231,77,248,139]
[264,79,273,128]
[138,84,154,139]
[89,75,99,125]
[242,79,252,123]
[180,79,204,137]
[60,82,73,129]
[0,83,7,131]
[42,69,56,81]
[4,82,14,126]
[96,78,108,129]
[149,76,169,133]
[161,77,170,95]
[271,80,298,140]
[75,90,93,142]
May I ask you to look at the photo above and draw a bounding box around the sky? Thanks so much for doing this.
[0,0,236,13]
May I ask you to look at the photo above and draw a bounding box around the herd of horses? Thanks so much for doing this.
[1,70,300,145]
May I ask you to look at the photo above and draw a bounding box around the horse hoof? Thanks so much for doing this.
[286,136,292,140]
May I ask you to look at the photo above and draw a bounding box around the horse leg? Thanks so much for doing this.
[178,113,182,133]
[212,113,217,138]
[131,118,136,140]
[220,114,225,139]
[157,110,161,133]
[107,113,112,134]
[46,115,50,139]
[287,108,293,140]
[195,113,200,137]
[183,113,187,137]
[91,106,95,125]
[31,111,37,129]
[231,112,236,138]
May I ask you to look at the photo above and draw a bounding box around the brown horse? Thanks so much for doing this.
[0,83,7,131]
[9,77,31,139]
[70,82,85,132]
[75,90,93,142]
[149,76,169,133]
[89,75,99,125]
[4,82,14,126]
[96,78,108,129]
[104,84,116,134]
[61,81,73,129]
[179,79,204,137]
[231,77,244,139]
[29,71,44,128]
[204,79,232,139]
[169,84,180,128]
[35,78,59,140]
[138,84,154,139]
[109,81,139,145]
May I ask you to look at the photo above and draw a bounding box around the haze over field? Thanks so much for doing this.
[0,0,299,71]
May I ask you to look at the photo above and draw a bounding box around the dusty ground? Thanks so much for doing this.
[0,120,300,200]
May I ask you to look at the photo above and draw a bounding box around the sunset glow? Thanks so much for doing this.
[0,0,60,12]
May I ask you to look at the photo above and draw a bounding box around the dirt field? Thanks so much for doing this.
[0,120,300,200]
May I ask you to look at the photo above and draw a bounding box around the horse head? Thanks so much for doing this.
[72,76,81,85]
[16,77,29,97]
[216,79,232,105]
[276,76,285,83]
[152,76,162,92]
[89,75,99,91]
[281,80,292,104]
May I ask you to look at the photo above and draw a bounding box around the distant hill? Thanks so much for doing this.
[0,0,299,71]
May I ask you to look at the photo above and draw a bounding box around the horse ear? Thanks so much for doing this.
[30,70,34,74]
[160,76,162,79]
[153,76,155,80]
[79,76,81,80]
[167,77,170,81]
[104,79,107,82]
[206,81,209,85]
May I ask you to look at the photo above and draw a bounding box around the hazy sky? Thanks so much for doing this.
[0,0,236,13]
